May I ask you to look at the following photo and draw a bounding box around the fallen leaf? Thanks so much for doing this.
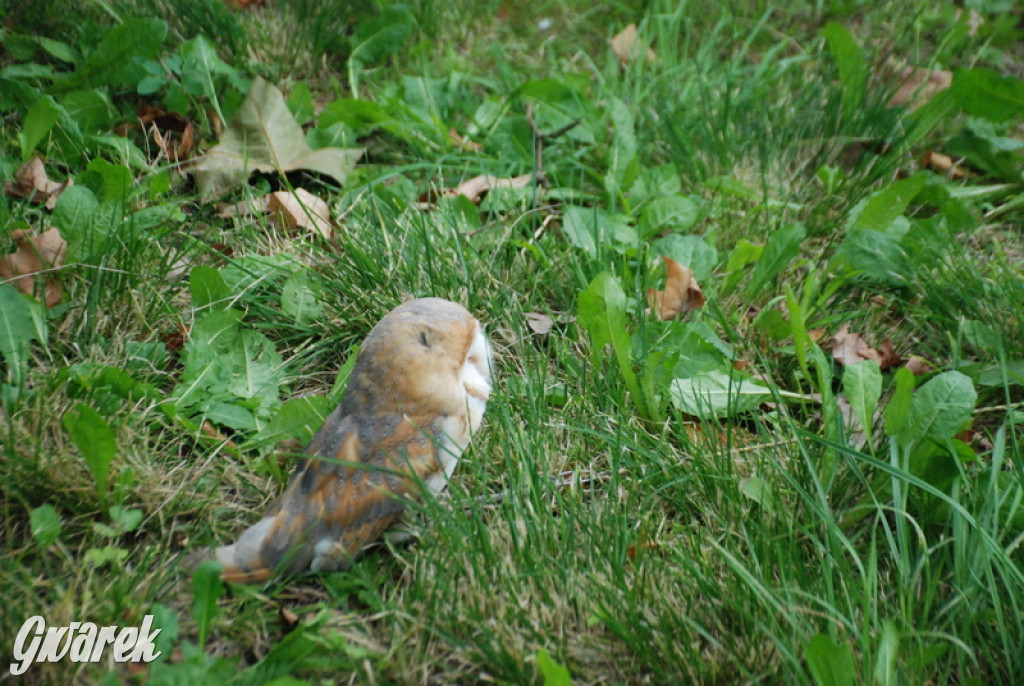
[449,128,482,153]
[646,256,705,320]
[279,607,300,628]
[904,356,935,376]
[830,325,906,370]
[524,312,554,335]
[191,77,363,200]
[922,151,968,179]
[610,24,656,66]
[888,64,952,111]
[138,102,196,162]
[267,189,333,238]
[448,174,533,204]
[0,227,67,307]
[3,157,73,209]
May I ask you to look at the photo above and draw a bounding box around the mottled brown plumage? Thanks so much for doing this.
[215,298,492,582]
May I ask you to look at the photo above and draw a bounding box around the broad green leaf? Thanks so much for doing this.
[823,22,866,115]
[63,403,117,495]
[805,633,856,686]
[884,367,916,438]
[746,222,805,297]
[80,157,132,203]
[349,5,415,66]
[950,68,1024,123]
[149,603,180,660]
[640,195,700,239]
[190,309,244,351]
[18,95,60,161]
[109,505,143,532]
[189,265,231,311]
[178,35,238,122]
[627,164,680,208]
[59,88,115,134]
[562,206,637,257]
[650,234,716,282]
[843,360,882,443]
[252,395,334,449]
[193,77,363,200]
[0,284,42,385]
[30,504,62,547]
[281,270,324,325]
[837,228,915,286]
[874,620,899,686]
[606,96,638,193]
[847,174,928,233]
[577,272,645,416]
[203,401,256,431]
[287,82,315,124]
[738,476,774,510]
[66,18,168,88]
[722,239,763,293]
[899,371,976,448]
[536,649,572,686]
[226,330,285,404]
[192,560,225,650]
[331,346,360,400]
[669,369,811,418]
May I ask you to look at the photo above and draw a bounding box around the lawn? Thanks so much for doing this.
[2,0,1023,683]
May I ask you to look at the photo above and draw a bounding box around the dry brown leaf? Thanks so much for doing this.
[904,356,935,376]
[875,338,906,370]
[646,256,705,320]
[449,128,483,153]
[451,174,532,204]
[610,24,656,65]
[3,157,73,209]
[830,325,907,370]
[807,328,827,344]
[267,189,333,239]
[138,102,196,162]
[888,65,952,111]
[922,151,968,179]
[279,607,300,629]
[0,227,67,307]
[524,312,554,335]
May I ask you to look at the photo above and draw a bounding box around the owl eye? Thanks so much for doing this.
[419,331,430,348]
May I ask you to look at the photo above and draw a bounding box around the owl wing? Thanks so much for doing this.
[216,412,444,583]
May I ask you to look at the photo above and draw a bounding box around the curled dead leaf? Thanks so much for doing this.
[830,324,907,370]
[610,24,657,66]
[451,174,532,204]
[904,356,935,376]
[449,128,483,153]
[0,227,67,307]
[887,64,952,111]
[646,256,705,320]
[138,102,196,162]
[3,157,73,209]
[922,151,968,179]
[524,312,554,335]
[267,189,333,238]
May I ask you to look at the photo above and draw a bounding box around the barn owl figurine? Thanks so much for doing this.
[215,298,492,583]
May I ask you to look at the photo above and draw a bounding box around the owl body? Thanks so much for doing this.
[216,298,491,582]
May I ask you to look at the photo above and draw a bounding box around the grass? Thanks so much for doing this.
[2,0,1023,683]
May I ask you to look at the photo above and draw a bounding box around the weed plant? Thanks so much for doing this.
[1,0,1022,683]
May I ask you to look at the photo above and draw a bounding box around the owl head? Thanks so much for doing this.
[340,298,492,431]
